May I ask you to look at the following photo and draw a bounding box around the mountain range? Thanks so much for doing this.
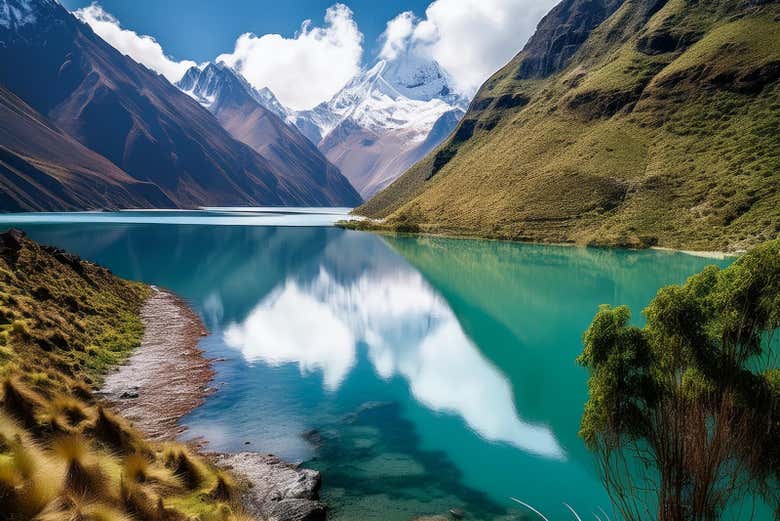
[0,0,468,211]
[0,84,172,211]
[0,0,360,210]
[176,63,360,206]
[1,0,777,252]
[357,0,780,251]
[175,53,467,201]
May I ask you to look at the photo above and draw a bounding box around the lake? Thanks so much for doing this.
[0,209,746,521]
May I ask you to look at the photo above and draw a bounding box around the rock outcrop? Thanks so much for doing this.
[213,453,326,521]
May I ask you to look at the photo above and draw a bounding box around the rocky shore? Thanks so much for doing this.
[213,453,326,521]
[101,288,212,440]
[102,288,326,520]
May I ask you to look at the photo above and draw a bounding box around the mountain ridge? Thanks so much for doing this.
[177,62,361,206]
[0,85,173,211]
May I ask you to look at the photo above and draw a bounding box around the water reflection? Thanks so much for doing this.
[224,268,565,459]
[225,270,357,391]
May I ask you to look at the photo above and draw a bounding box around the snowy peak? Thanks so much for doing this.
[324,55,461,119]
[289,53,468,198]
[294,54,467,142]
[177,63,289,120]
[0,0,56,30]
[254,87,289,122]
[178,63,227,108]
[380,53,456,102]
[178,62,251,110]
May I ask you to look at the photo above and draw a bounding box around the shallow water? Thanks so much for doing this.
[2,210,760,521]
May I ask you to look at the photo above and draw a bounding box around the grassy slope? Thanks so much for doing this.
[0,230,250,521]
[357,0,780,251]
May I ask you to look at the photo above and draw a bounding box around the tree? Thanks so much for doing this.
[578,240,780,521]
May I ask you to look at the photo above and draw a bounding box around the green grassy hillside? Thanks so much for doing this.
[0,230,250,521]
[357,0,780,251]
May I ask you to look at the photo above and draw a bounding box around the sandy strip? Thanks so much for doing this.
[650,246,742,260]
[100,287,213,441]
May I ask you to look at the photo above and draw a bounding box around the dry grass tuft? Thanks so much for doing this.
[120,478,160,520]
[1,378,46,431]
[0,416,64,515]
[87,407,144,456]
[54,436,113,499]
[36,494,133,521]
[161,446,207,491]
[39,396,92,435]
[209,472,237,503]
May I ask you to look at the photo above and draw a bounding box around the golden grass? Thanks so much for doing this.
[0,233,256,520]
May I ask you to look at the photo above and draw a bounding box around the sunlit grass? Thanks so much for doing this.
[0,233,254,520]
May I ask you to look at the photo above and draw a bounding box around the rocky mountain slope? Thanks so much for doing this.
[0,0,359,209]
[357,0,780,251]
[292,54,467,199]
[177,63,361,207]
[0,86,173,211]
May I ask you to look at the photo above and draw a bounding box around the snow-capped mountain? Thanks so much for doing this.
[291,54,468,198]
[176,63,361,206]
[178,62,289,121]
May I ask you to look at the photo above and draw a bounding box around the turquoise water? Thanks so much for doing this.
[0,211,746,521]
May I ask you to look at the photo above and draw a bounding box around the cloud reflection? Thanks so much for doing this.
[223,268,564,459]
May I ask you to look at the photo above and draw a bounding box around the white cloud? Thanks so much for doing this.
[379,11,415,61]
[217,4,363,111]
[381,0,558,96]
[74,3,196,83]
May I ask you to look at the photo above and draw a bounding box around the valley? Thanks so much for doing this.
[0,0,778,520]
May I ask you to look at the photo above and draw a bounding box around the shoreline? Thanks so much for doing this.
[101,287,212,440]
[339,220,744,259]
[101,287,326,521]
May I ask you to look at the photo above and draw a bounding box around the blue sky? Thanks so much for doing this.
[62,0,558,110]
[60,0,429,64]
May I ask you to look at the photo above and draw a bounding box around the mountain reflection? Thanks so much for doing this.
[224,267,564,459]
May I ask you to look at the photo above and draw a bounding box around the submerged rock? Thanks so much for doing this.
[301,429,324,448]
[213,452,325,521]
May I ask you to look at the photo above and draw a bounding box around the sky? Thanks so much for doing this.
[60,0,558,110]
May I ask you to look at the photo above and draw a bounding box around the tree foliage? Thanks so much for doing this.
[578,240,780,521]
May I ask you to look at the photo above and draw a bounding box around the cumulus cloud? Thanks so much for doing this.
[74,3,196,83]
[380,0,559,96]
[379,11,415,61]
[217,4,363,111]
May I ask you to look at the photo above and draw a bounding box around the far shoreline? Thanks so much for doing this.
[337,219,745,259]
